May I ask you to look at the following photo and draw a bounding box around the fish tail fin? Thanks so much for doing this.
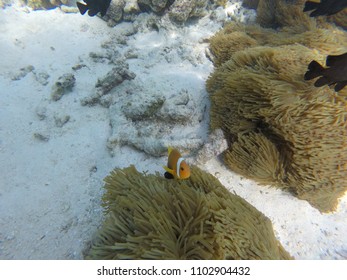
[303,1,319,12]
[304,60,324,80]
[77,2,88,15]
[167,146,173,155]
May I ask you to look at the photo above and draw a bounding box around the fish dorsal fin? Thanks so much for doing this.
[167,146,173,155]
[176,157,185,178]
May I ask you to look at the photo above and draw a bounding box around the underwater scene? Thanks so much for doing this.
[0,0,346,260]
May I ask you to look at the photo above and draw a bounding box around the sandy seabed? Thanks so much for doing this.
[0,4,347,260]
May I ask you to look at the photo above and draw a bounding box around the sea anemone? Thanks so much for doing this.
[85,165,291,259]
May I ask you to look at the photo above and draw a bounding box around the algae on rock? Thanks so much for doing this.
[85,165,292,260]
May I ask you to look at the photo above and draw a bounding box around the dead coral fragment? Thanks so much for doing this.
[51,73,76,101]
[95,65,136,97]
[85,165,291,260]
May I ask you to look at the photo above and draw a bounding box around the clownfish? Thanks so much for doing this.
[163,147,191,180]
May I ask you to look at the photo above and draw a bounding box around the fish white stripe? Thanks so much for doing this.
[176,157,185,178]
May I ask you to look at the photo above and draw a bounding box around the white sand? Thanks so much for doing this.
[0,4,346,260]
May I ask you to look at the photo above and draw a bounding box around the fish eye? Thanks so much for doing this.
[180,167,184,171]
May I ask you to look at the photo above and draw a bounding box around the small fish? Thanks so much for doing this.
[76,0,112,17]
[303,0,347,17]
[304,52,347,92]
[163,147,191,180]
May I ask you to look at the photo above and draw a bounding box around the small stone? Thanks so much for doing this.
[54,115,70,128]
[90,166,98,173]
[124,49,138,59]
[124,0,140,14]
[33,71,50,86]
[11,65,34,81]
[33,133,50,142]
[104,0,126,23]
[35,106,47,120]
[72,64,87,71]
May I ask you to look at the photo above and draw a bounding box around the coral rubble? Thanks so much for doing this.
[80,62,136,107]
[85,165,292,260]
[107,87,207,156]
[51,73,76,101]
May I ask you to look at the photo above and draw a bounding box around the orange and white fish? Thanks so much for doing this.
[163,147,191,180]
